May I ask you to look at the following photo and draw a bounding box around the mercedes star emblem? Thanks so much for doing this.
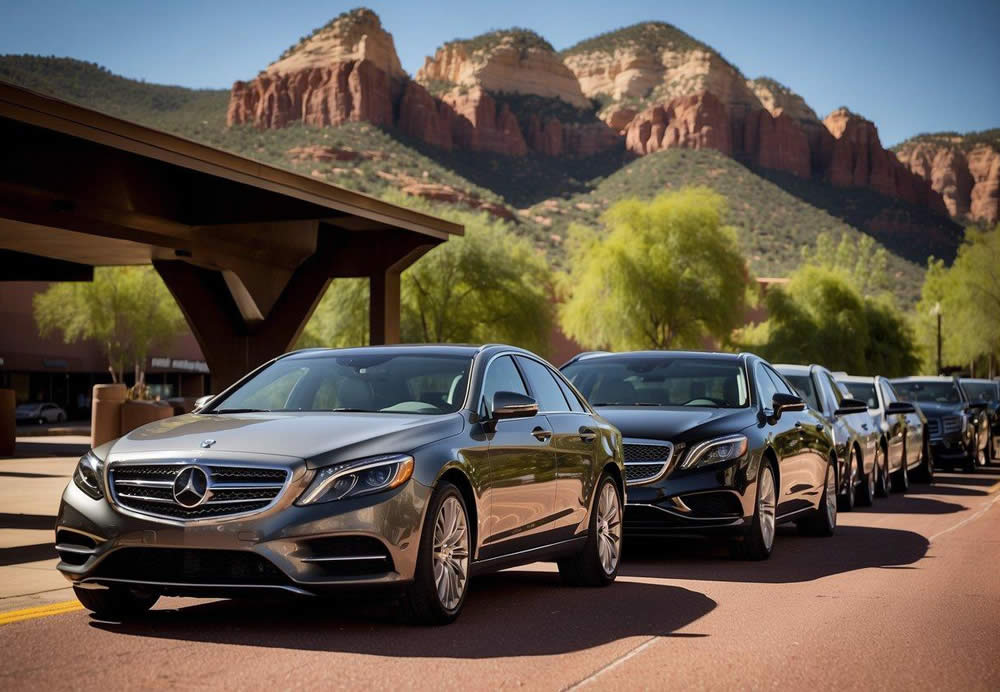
[200,439,216,448]
[172,466,211,508]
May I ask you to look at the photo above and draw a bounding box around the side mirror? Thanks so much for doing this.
[193,395,214,411]
[772,392,806,415]
[885,401,915,415]
[492,391,538,420]
[835,398,869,416]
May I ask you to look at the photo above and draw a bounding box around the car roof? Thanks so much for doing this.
[837,375,877,383]
[280,343,551,363]
[960,378,996,384]
[565,350,745,364]
[772,363,812,374]
[890,376,956,383]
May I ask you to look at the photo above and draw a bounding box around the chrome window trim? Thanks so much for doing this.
[472,350,582,420]
[104,456,296,527]
[625,502,744,524]
[81,577,314,597]
[622,438,675,486]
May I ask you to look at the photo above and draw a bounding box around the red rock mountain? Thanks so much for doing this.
[227,10,968,222]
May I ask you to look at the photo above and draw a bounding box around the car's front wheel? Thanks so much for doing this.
[838,448,859,512]
[894,445,910,491]
[911,434,934,483]
[797,456,837,537]
[876,447,892,497]
[405,481,470,625]
[733,462,776,560]
[73,584,158,619]
[857,447,876,507]
[558,473,621,586]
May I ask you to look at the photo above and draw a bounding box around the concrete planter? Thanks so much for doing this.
[91,384,126,448]
[0,389,14,456]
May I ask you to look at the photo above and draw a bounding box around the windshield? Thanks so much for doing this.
[893,381,961,404]
[840,381,878,409]
[207,353,472,415]
[563,356,749,408]
[961,382,998,403]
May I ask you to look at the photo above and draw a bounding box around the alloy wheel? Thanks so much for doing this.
[596,482,622,575]
[432,496,469,611]
[825,463,837,527]
[758,466,777,551]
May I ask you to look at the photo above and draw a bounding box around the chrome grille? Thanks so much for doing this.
[942,416,963,434]
[623,441,674,485]
[926,419,941,438]
[109,462,289,522]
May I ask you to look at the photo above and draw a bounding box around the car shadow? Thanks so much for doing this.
[908,484,987,497]
[622,524,928,584]
[853,495,966,514]
[90,570,716,657]
[11,440,90,458]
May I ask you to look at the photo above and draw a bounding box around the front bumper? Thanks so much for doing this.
[929,432,973,463]
[55,473,433,597]
[623,456,754,537]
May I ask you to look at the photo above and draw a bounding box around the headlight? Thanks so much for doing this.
[73,451,104,499]
[297,454,414,505]
[680,434,749,470]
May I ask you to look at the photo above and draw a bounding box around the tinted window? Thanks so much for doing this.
[766,367,795,396]
[555,375,586,412]
[784,374,820,410]
[893,381,961,404]
[210,353,471,415]
[563,356,749,408]
[842,381,878,409]
[516,356,570,412]
[879,381,897,404]
[823,373,844,405]
[755,363,779,409]
[961,381,998,403]
[482,356,528,416]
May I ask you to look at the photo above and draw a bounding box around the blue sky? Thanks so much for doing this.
[1,0,997,146]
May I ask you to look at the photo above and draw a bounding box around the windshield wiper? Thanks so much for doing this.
[206,408,271,414]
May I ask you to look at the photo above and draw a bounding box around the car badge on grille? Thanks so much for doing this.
[172,466,211,508]
[200,439,216,448]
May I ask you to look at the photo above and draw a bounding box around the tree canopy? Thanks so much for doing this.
[33,266,184,390]
[558,187,751,351]
[299,199,554,354]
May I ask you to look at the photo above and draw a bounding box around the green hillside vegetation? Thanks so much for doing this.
[449,29,554,55]
[277,7,377,62]
[561,21,717,60]
[891,128,1000,153]
[489,91,603,126]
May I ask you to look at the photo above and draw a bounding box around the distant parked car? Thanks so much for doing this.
[15,402,66,424]
[562,351,839,561]
[958,378,999,464]
[838,375,932,485]
[891,377,977,472]
[774,364,882,508]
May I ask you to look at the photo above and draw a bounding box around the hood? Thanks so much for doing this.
[595,406,757,443]
[911,402,967,418]
[107,411,465,467]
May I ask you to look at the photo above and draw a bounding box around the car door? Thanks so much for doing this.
[763,365,818,515]
[478,355,560,560]
[754,363,803,516]
[515,355,597,541]
[879,379,907,471]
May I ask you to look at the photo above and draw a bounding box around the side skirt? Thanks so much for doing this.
[469,536,586,577]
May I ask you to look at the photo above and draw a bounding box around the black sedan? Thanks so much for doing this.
[562,351,838,560]
[959,378,999,465]
[891,377,977,472]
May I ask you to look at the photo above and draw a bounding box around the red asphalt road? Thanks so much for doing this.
[3,468,1000,691]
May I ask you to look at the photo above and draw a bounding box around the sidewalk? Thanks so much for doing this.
[0,437,87,613]
[15,423,90,438]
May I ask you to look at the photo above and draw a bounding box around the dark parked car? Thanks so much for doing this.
[958,378,999,465]
[561,351,838,561]
[55,345,625,625]
[774,364,882,508]
[891,377,977,472]
[838,375,932,486]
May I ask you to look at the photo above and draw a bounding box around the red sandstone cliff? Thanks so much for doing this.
[896,136,999,224]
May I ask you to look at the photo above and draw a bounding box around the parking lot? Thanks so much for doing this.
[2,436,999,691]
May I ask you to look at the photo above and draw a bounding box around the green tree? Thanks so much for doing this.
[801,232,890,299]
[558,187,750,350]
[739,265,919,376]
[300,202,554,354]
[33,266,185,390]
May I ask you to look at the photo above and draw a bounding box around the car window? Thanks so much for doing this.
[879,381,897,405]
[841,381,878,409]
[481,355,528,417]
[892,380,961,404]
[823,373,844,406]
[783,373,820,410]
[515,356,570,412]
[554,374,586,412]
[754,362,779,409]
[765,367,795,396]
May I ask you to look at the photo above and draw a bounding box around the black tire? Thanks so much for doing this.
[911,434,934,483]
[893,444,910,492]
[74,584,158,619]
[797,457,837,537]
[56,413,65,423]
[838,448,859,512]
[876,446,892,497]
[558,473,621,587]
[856,447,876,507]
[404,481,471,626]
[732,462,776,561]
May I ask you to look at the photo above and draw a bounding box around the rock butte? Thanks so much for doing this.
[227,8,966,222]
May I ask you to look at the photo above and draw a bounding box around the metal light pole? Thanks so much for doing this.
[931,301,942,375]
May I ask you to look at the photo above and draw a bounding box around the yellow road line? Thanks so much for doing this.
[0,600,83,627]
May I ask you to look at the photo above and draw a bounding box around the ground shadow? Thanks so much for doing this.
[0,513,57,530]
[853,495,966,515]
[0,543,55,566]
[11,440,90,458]
[622,524,929,584]
[91,571,715,658]
[0,471,68,479]
[908,484,987,498]
[933,473,1000,488]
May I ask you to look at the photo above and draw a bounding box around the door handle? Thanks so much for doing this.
[532,427,552,441]
[815,424,824,432]
[579,426,597,442]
